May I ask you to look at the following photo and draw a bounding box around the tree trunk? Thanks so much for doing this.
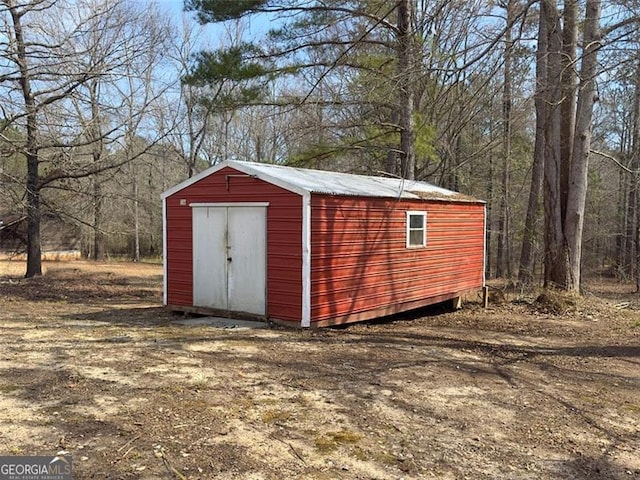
[93,178,105,261]
[386,111,400,176]
[559,0,578,220]
[25,151,42,278]
[631,59,640,289]
[541,0,570,288]
[617,167,628,278]
[626,166,637,277]
[518,3,548,285]
[497,0,514,279]
[132,172,140,262]
[397,0,415,180]
[619,110,632,277]
[486,92,498,279]
[90,80,106,261]
[486,149,494,279]
[564,0,602,291]
[7,2,42,277]
[184,84,202,178]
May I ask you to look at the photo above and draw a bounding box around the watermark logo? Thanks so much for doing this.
[0,456,72,480]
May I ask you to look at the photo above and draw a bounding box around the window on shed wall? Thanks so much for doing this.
[406,211,427,248]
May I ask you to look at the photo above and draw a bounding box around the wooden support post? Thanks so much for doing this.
[483,286,489,308]
[453,296,462,310]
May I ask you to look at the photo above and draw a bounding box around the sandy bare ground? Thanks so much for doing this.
[0,260,639,479]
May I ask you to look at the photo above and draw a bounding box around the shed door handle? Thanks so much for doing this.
[227,257,232,262]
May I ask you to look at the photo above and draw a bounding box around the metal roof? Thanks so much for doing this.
[162,160,483,203]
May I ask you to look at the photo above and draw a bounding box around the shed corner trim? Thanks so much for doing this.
[301,192,311,327]
[162,197,168,306]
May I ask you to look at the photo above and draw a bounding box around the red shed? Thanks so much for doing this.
[162,160,485,327]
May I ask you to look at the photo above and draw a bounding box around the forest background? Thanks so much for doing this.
[1,0,639,292]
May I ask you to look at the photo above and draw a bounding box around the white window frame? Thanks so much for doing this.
[406,211,427,248]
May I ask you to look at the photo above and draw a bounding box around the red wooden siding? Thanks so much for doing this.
[310,195,485,325]
[165,166,303,321]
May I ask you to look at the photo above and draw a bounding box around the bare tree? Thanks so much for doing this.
[397,0,416,179]
[0,0,104,276]
[496,0,516,278]
[168,17,213,177]
[518,3,547,285]
[0,0,174,271]
[538,0,602,290]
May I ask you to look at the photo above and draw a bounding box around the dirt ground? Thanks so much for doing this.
[0,260,638,480]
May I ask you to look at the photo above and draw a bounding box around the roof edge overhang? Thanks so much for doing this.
[161,160,308,199]
[309,190,486,204]
[403,195,487,205]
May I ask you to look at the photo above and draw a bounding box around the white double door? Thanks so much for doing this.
[192,205,266,315]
